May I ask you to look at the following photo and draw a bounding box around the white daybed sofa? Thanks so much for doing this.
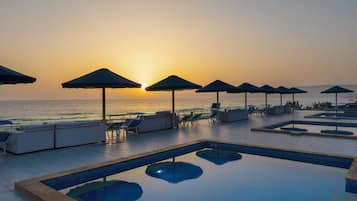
[267,105,293,115]
[267,106,285,115]
[217,109,248,122]
[128,111,178,133]
[55,121,106,148]
[7,120,106,154]
[7,124,55,154]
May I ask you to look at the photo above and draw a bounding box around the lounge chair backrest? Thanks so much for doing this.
[211,103,221,110]
[193,113,202,119]
[128,119,142,127]
[209,112,217,118]
[0,132,10,142]
[181,114,192,121]
[0,120,12,126]
[156,111,171,115]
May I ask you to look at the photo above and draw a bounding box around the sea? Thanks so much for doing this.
[1,85,357,125]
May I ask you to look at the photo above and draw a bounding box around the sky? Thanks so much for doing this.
[0,0,357,100]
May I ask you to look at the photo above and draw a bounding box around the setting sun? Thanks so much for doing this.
[141,84,147,91]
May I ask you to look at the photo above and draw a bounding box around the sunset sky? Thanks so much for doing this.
[1,0,357,100]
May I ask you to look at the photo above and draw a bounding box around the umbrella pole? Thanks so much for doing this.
[102,88,106,121]
[280,94,282,106]
[292,93,295,111]
[244,92,247,111]
[335,93,338,114]
[172,89,176,128]
[265,93,268,112]
[216,91,219,104]
[172,89,175,113]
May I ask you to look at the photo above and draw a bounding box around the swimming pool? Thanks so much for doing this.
[252,120,357,139]
[15,141,357,201]
[305,112,357,120]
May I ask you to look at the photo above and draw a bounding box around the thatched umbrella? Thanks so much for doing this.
[0,65,36,84]
[321,85,354,113]
[290,87,307,103]
[62,68,141,121]
[146,75,201,115]
[228,82,261,110]
[196,80,236,104]
[289,87,307,110]
[260,85,279,111]
[276,86,292,106]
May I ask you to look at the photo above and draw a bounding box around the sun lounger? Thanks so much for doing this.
[125,119,143,134]
[284,105,293,113]
[344,103,357,114]
[180,113,193,127]
[107,122,124,138]
[0,132,10,154]
[208,111,218,126]
[188,113,202,126]
[0,120,13,154]
[211,103,221,110]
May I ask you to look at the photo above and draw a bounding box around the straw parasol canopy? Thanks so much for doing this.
[321,85,354,113]
[290,87,307,103]
[276,86,292,106]
[62,68,141,121]
[196,80,236,104]
[0,65,36,84]
[228,82,261,110]
[146,75,201,115]
[260,85,279,110]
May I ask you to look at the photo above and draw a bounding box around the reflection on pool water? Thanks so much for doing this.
[61,148,356,201]
[277,123,357,135]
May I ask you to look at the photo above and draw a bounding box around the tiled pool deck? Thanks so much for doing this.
[2,111,357,201]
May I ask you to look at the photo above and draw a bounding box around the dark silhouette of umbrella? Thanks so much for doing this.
[290,87,307,103]
[145,161,203,183]
[196,149,242,165]
[0,65,36,84]
[321,86,354,113]
[228,82,261,110]
[260,85,279,111]
[146,75,201,116]
[196,80,236,103]
[62,68,141,120]
[276,86,292,106]
[67,180,143,201]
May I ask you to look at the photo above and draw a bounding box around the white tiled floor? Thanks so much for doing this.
[1,111,357,201]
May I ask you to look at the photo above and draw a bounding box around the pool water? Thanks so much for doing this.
[61,149,356,201]
[277,123,357,135]
[306,112,357,121]
[319,113,357,118]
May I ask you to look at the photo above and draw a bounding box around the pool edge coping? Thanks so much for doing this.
[15,139,357,201]
[251,120,357,139]
[305,112,357,121]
